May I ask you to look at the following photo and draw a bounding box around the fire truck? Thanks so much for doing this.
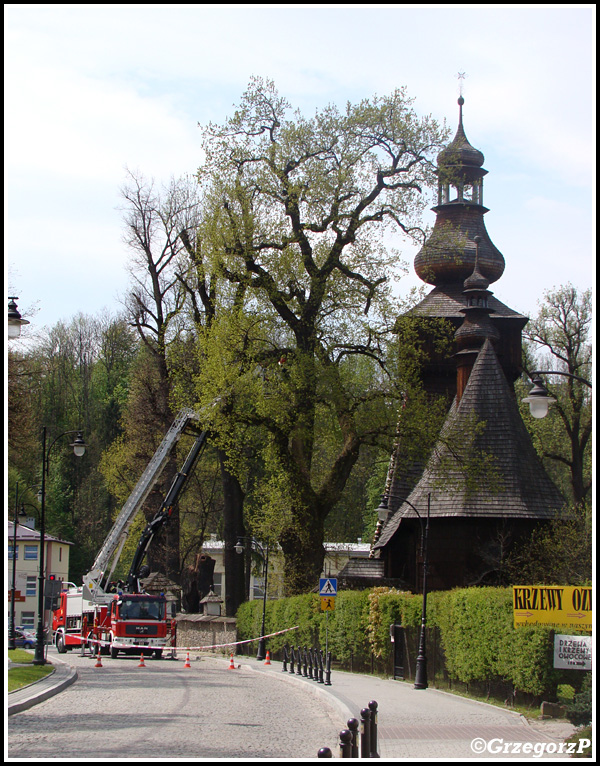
[52,408,208,658]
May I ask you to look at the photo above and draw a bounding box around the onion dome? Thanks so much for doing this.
[437,96,485,170]
[413,97,504,287]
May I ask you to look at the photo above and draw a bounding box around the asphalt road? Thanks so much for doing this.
[7,649,344,759]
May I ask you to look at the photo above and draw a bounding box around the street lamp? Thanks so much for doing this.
[401,494,430,690]
[522,370,592,419]
[235,536,270,661]
[33,428,86,665]
[8,297,30,338]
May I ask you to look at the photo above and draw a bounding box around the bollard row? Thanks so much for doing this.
[318,700,379,758]
[282,644,332,686]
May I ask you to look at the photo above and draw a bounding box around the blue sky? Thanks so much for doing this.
[5,4,595,337]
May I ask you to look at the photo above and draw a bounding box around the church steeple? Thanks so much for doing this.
[414,97,505,286]
[454,236,500,401]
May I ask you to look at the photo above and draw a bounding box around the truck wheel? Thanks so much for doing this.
[110,646,119,659]
[56,633,67,654]
[153,649,163,659]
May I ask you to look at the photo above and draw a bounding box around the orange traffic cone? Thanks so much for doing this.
[138,652,146,667]
[184,651,191,668]
[228,653,236,669]
[94,651,103,668]
[264,651,271,665]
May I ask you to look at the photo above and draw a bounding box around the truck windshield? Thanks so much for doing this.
[118,599,164,620]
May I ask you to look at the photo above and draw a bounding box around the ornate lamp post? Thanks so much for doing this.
[33,428,86,665]
[401,494,431,690]
[234,536,269,661]
[522,370,592,418]
[8,297,30,338]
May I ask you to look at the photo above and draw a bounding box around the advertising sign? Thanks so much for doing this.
[513,586,592,630]
[553,634,592,670]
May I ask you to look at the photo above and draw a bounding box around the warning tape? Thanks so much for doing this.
[61,624,300,654]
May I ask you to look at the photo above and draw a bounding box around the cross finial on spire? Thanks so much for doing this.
[457,71,467,97]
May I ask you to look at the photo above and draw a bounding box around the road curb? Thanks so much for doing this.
[8,656,78,716]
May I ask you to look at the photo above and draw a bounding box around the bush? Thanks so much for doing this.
[236,586,583,700]
[566,673,592,727]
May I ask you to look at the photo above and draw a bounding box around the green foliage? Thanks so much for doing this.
[566,673,592,727]
[322,591,371,663]
[504,503,592,585]
[192,77,449,594]
[521,284,592,506]
[240,586,581,699]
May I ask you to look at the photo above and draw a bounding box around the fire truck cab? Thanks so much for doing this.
[107,593,168,658]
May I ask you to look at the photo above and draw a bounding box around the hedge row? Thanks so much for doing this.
[236,586,564,696]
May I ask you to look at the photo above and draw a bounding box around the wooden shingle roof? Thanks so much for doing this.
[374,340,565,550]
[409,283,528,323]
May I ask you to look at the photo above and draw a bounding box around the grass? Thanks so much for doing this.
[8,649,55,692]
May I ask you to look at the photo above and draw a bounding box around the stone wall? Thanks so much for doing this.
[175,614,237,654]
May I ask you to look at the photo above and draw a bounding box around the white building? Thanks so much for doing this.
[199,536,372,601]
[7,520,72,631]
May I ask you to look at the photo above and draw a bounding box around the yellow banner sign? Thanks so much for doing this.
[513,586,592,630]
[320,596,336,612]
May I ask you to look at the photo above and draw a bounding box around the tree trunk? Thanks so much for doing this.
[220,451,246,615]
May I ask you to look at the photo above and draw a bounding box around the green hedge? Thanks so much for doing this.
[236,586,571,697]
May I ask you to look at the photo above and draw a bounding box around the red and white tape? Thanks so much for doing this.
[63,624,300,654]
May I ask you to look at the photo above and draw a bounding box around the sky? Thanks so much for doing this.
[5,4,595,341]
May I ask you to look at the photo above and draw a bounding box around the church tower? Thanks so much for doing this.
[408,97,526,400]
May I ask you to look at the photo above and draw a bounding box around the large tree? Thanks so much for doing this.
[117,169,201,579]
[192,78,447,593]
[522,284,592,506]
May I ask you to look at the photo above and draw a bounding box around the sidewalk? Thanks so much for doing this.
[236,657,579,759]
[7,654,78,716]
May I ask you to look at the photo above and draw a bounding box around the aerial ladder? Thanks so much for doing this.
[82,407,206,603]
[54,407,210,656]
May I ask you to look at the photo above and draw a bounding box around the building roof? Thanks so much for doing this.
[374,340,565,549]
[7,521,73,545]
[409,283,527,323]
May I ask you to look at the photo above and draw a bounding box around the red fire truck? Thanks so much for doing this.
[52,588,172,658]
[52,409,207,658]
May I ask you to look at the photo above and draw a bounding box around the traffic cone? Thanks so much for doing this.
[138,653,146,667]
[228,653,236,669]
[94,651,103,668]
[264,651,271,665]
[184,651,191,668]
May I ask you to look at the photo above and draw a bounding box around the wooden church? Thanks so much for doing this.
[342,97,566,593]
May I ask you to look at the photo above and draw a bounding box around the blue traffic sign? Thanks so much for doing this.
[319,578,338,596]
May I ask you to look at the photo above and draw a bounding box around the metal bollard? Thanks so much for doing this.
[325,650,332,685]
[282,644,288,672]
[317,747,333,758]
[303,646,309,677]
[289,645,295,674]
[360,708,371,758]
[368,700,379,757]
[347,718,359,758]
[308,647,314,679]
[338,729,353,758]
[296,646,303,675]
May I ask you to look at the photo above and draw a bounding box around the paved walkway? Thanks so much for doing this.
[234,657,579,759]
[8,651,579,759]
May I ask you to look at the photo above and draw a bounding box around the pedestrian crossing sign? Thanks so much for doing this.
[319,577,338,596]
